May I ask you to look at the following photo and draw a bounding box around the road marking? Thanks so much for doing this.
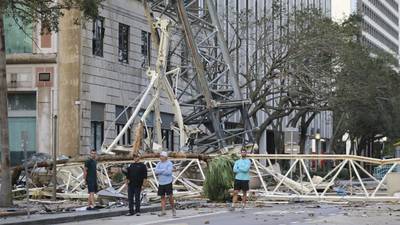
[253,210,289,215]
[131,210,229,225]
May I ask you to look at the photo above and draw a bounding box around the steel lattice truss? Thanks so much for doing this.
[20,155,400,202]
[141,0,254,153]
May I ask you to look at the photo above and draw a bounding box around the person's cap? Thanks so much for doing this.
[160,151,168,157]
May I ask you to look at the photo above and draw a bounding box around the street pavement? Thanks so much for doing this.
[60,202,400,225]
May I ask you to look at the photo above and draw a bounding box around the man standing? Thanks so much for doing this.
[123,154,147,216]
[84,149,98,210]
[155,151,176,217]
[232,149,251,210]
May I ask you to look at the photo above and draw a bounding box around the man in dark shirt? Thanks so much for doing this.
[123,154,148,216]
[84,149,98,210]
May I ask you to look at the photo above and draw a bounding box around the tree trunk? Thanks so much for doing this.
[273,119,284,154]
[299,115,307,154]
[327,113,345,154]
[299,113,317,154]
[0,15,13,207]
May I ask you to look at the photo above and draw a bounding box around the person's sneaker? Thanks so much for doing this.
[136,213,141,216]
[172,209,177,217]
[158,211,166,217]
[86,207,94,210]
[125,212,134,216]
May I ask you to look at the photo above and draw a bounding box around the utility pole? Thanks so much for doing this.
[22,131,30,218]
[0,15,13,207]
[52,115,58,201]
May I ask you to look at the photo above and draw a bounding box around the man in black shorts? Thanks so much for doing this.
[155,151,175,217]
[232,149,251,210]
[84,149,98,210]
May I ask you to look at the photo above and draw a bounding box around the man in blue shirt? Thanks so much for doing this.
[232,149,251,210]
[155,151,176,217]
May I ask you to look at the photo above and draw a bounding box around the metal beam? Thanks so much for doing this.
[205,0,254,142]
[175,0,227,150]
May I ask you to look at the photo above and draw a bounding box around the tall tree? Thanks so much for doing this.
[0,0,102,207]
[331,44,400,155]
[234,8,354,152]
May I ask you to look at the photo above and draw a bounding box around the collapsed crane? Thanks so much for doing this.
[9,1,400,207]
[103,0,255,154]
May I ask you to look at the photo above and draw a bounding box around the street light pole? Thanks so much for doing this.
[21,131,30,218]
[52,115,57,201]
[315,129,321,169]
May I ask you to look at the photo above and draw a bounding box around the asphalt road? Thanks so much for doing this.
[61,203,400,225]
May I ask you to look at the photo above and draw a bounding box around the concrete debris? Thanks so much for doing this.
[386,173,400,195]
[97,187,127,199]
[23,153,51,165]
[75,206,89,212]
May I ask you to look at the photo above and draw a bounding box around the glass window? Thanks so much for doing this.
[115,105,132,145]
[4,16,33,54]
[142,127,174,151]
[91,121,104,151]
[118,23,129,63]
[8,93,36,111]
[162,129,174,151]
[141,30,151,67]
[92,17,105,57]
[91,102,105,151]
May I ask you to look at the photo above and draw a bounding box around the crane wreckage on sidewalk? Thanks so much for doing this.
[11,0,400,203]
[13,153,400,202]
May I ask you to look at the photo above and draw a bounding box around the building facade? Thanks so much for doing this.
[5,14,58,165]
[5,0,338,164]
[5,0,178,164]
[58,0,178,156]
[213,0,333,155]
[332,0,399,55]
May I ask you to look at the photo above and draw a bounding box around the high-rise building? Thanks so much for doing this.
[214,0,333,155]
[332,0,399,55]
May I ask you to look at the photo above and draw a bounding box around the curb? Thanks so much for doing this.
[0,202,201,225]
[1,207,150,225]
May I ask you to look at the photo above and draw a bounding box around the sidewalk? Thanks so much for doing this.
[0,201,201,225]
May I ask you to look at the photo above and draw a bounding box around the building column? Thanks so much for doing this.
[57,9,82,157]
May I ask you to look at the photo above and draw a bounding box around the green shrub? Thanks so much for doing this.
[112,171,125,183]
[203,155,236,202]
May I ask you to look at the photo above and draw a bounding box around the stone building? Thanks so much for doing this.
[5,0,177,164]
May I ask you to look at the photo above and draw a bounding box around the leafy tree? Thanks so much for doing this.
[234,8,356,153]
[234,5,400,156]
[0,0,102,207]
[331,43,400,155]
